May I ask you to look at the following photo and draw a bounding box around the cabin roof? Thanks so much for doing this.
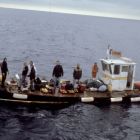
[101,57,136,65]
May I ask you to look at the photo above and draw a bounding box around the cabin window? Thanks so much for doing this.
[114,65,120,74]
[102,62,109,71]
[122,66,128,72]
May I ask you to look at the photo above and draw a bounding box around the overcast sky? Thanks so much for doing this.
[0,0,140,20]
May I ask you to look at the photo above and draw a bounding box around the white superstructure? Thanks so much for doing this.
[99,52,136,91]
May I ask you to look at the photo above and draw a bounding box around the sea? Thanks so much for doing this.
[0,8,140,140]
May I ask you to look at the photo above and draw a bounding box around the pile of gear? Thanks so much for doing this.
[59,80,75,94]
[84,79,107,92]
[37,79,55,94]
[59,80,86,94]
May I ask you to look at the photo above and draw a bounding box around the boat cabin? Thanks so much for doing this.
[100,57,136,91]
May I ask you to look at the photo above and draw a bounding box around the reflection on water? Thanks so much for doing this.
[0,104,139,140]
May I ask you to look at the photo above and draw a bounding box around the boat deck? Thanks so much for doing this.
[20,88,140,98]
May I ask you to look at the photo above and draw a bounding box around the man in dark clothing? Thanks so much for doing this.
[29,61,36,91]
[1,57,9,87]
[21,62,28,87]
[73,64,82,86]
[52,60,63,87]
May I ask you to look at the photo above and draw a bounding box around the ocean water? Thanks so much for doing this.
[0,8,140,140]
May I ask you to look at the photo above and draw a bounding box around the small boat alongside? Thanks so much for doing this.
[0,48,140,107]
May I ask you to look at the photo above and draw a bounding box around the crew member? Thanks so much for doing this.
[29,61,36,91]
[1,57,9,87]
[52,60,63,87]
[21,62,28,87]
[92,62,98,80]
[73,64,82,86]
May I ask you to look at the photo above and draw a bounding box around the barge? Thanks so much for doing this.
[0,49,140,107]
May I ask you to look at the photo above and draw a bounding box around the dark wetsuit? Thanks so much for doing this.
[29,66,36,80]
[1,60,8,87]
[29,66,36,90]
[21,65,28,86]
[22,66,28,77]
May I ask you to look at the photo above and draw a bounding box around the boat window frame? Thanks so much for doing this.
[101,61,109,72]
[114,65,120,75]
[122,65,129,72]
[109,64,112,74]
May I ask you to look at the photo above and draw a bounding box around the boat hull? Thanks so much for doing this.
[0,88,140,107]
[0,89,80,108]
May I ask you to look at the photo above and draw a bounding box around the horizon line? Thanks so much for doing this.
[0,3,140,21]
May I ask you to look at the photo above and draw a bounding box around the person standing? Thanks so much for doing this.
[29,61,36,91]
[52,60,63,87]
[92,62,98,80]
[1,57,9,87]
[73,64,82,86]
[21,62,28,87]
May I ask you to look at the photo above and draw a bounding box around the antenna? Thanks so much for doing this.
[107,44,111,59]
